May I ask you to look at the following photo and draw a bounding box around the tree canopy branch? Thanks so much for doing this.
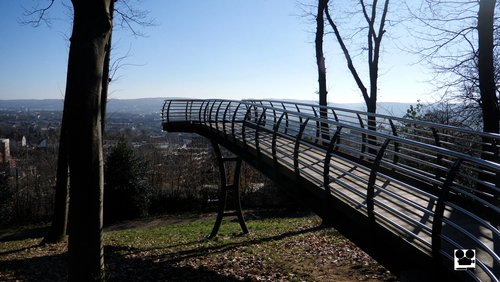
[20,0,55,27]
[325,4,370,103]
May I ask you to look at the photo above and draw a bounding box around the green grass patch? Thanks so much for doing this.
[1,211,394,281]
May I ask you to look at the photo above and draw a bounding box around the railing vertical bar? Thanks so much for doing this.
[282,102,289,135]
[311,105,321,144]
[209,100,217,132]
[366,138,392,221]
[241,105,252,148]
[432,128,445,185]
[357,113,366,158]
[231,103,242,141]
[215,101,224,133]
[255,108,267,156]
[331,108,339,123]
[203,100,210,127]
[165,100,172,124]
[222,101,231,138]
[199,100,206,124]
[269,101,277,125]
[296,104,303,124]
[431,159,464,260]
[389,119,399,164]
[190,101,195,122]
[323,126,343,194]
[272,112,286,165]
[294,118,310,178]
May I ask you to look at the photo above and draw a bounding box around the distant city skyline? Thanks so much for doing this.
[1,1,436,104]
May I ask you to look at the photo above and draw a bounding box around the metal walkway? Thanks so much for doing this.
[161,99,499,281]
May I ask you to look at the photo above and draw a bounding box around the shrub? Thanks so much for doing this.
[0,169,13,226]
[104,137,151,223]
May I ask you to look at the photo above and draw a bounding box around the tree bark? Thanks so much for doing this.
[65,1,112,281]
[477,4,499,277]
[101,0,114,135]
[316,0,328,109]
[326,0,389,155]
[325,8,368,102]
[40,118,69,244]
[478,0,499,136]
[42,1,115,246]
[316,0,330,143]
[478,0,499,166]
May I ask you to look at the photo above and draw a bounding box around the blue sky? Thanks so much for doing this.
[1,0,434,103]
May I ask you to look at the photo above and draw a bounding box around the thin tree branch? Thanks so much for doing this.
[325,4,370,103]
[114,0,156,37]
[20,0,55,27]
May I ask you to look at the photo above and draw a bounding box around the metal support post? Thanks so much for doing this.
[208,140,249,239]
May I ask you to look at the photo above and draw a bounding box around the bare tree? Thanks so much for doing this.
[325,0,390,131]
[24,0,73,245]
[406,0,499,164]
[315,0,329,109]
[64,1,113,279]
[315,0,330,142]
[22,0,113,279]
[26,0,153,244]
[407,0,499,135]
[478,0,499,135]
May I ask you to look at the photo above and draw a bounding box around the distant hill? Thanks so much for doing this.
[106,98,166,113]
[0,99,65,111]
[0,98,413,117]
[0,98,167,114]
[282,99,413,117]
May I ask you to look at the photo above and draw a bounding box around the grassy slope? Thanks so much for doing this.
[0,211,396,281]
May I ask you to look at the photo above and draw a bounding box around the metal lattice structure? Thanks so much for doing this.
[161,99,499,281]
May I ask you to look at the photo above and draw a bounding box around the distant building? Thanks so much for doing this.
[0,139,11,164]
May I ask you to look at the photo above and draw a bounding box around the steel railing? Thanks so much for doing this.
[246,99,500,160]
[161,99,499,281]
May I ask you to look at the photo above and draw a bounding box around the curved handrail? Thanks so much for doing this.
[162,99,500,281]
[247,99,500,160]
[247,99,500,139]
[163,99,499,166]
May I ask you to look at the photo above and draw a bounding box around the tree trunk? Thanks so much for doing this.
[478,4,499,276]
[65,1,112,281]
[316,0,329,143]
[40,119,69,244]
[366,96,377,156]
[41,94,72,244]
[316,0,328,109]
[101,0,114,135]
[42,1,115,246]
[478,0,499,166]
[478,0,499,135]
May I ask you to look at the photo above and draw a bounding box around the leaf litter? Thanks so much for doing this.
[0,211,397,281]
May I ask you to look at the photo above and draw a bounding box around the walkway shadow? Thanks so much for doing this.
[116,225,326,266]
[0,224,326,281]
[244,210,315,221]
[0,248,242,282]
[106,246,241,282]
[0,226,48,242]
[0,251,67,282]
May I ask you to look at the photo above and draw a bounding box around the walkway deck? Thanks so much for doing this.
[162,99,499,282]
